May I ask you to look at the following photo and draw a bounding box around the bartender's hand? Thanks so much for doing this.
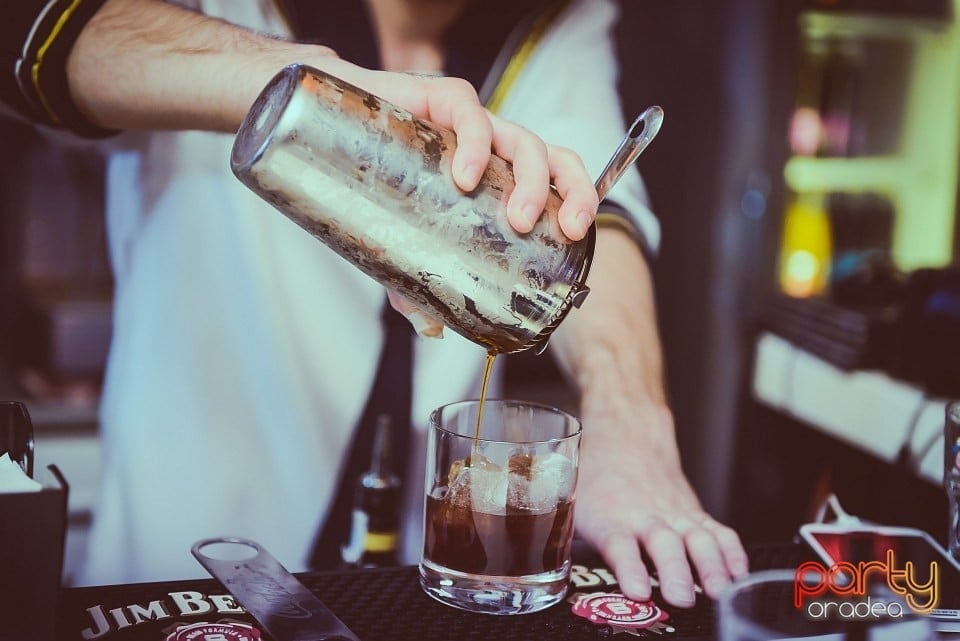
[66,0,598,241]
[550,228,749,607]
[345,69,600,241]
[354,67,598,333]
[574,400,749,606]
[337,71,598,332]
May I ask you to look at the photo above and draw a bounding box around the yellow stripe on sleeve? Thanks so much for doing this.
[30,0,85,125]
[485,0,571,115]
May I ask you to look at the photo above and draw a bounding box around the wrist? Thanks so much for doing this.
[224,41,340,131]
[564,317,667,410]
[579,388,680,465]
[577,363,670,425]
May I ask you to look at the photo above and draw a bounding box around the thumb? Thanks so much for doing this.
[386,290,445,338]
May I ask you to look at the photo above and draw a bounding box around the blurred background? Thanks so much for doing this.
[1,0,958,583]
[611,0,959,546]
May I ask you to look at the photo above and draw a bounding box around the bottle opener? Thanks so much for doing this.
[192,537,361,641]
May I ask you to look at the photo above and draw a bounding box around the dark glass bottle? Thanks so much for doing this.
[341,415,402,568]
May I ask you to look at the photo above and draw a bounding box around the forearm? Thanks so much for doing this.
[554,227,748,605]
[66,0,340,132]
[550,227,674,443]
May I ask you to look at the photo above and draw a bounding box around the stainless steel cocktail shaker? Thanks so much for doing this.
[231,64,594,354]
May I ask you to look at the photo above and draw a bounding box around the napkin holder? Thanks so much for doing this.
[0,464,69,641]
[1,400,70,640]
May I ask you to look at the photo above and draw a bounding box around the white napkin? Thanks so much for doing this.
[0,452,42,493]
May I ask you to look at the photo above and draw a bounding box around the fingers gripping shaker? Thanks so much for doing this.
[230,64,594,354]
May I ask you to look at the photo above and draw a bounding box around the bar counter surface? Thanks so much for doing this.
[56,543,811,641]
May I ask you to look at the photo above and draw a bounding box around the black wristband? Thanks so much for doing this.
[13,0,116,137]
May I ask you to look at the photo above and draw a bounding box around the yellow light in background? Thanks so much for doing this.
[779,193,832,298]
[786,8,960,272]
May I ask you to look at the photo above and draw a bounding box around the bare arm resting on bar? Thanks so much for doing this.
[3,0,598,239]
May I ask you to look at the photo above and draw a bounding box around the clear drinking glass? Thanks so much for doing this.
[419,399,581,615]
[945,400,960,561]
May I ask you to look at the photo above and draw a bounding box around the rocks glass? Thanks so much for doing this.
[419,400,580,615]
